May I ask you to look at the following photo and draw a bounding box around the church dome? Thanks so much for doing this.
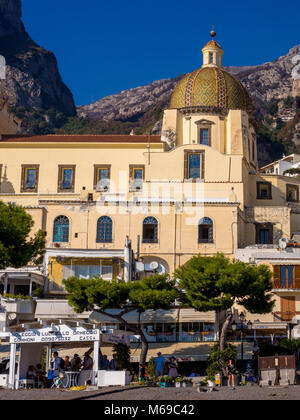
[170,35,253,114]
[170,67,253,114]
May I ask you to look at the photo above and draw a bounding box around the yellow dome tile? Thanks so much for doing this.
[170,67,252,114]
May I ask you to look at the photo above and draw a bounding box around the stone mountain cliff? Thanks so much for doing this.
[0,0,76,115]
[78,45,300,122]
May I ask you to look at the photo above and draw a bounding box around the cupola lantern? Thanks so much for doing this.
[202,30,224,68]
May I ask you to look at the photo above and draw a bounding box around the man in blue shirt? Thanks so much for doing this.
[52,351,62,376]
[155,352,166,378]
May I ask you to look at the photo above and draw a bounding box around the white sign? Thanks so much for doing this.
[10,325,100,344]
[101,332,129,345]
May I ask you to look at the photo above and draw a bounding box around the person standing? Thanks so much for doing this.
[226,359,237,389]
[71,354,82,372]
[109,354,118,371]
[154,352,166,378]
[63,356,71,371]
[139,363,146,381]
[52,352,62,376]
[100,355,110,370]
[168,357,178,379]
[82,352,94,371]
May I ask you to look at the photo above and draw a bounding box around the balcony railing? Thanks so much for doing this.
[130,332,215,343]
[273,279,300,290]
[273,311,300,321]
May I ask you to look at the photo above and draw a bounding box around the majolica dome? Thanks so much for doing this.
[170,37,253,115]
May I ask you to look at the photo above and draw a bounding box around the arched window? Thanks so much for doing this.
[97,216,113,243]
[143,217,158,244]
[53,216,69,243]
[198,218,213,244]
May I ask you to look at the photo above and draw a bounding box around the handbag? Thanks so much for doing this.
[47,370,54,380]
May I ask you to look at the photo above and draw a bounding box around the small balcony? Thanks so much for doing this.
[273,311,300,322]
[0,297,37,325]
[130,331,216,344]
[273,279,300,291]
[1,298,36,315]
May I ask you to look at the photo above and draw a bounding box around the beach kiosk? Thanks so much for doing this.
[8,322,101,389]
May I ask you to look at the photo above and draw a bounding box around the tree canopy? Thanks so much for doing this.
[0,201,45,269]
[63,274,182,365]
[175,253,275,315]
[64,274,181,314]
[176,253,275,357]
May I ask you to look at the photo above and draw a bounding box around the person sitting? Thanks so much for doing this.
[27,365,37,380]
[35,364,47,388]
[26,365,38,388]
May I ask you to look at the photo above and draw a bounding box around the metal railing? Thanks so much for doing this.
[273,311,300,321]
[129,332,215,343]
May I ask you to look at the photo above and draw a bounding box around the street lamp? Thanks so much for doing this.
[231,321,237,333]
[231,313,252,372]
[239,312,246,324]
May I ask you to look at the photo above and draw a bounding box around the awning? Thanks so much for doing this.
[0,270,45,286]
[89,309,178,324]
[179,309,216,323]
[89,308,216,324]
[100,342,254,362]
[252,323,287,330]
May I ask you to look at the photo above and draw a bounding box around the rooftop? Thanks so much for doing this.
[0,134,162,144]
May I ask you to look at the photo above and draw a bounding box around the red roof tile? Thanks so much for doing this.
[0,134,162,143]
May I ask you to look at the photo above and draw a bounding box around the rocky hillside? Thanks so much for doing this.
[77,77,182,121]
[0,0,76,116]
[78,45,300,122]
[75,44,300,166]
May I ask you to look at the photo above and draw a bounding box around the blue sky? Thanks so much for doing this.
[22,0,299,106]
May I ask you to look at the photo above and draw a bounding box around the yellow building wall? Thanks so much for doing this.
[2,107,300,294]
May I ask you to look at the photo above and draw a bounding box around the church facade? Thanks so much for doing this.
[1,36,300,358]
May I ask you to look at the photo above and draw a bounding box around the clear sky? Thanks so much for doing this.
[22,0,299,106]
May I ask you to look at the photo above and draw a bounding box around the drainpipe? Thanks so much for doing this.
[4,274,8,294]
[231,221,238,255]
[124,236,132,283]
[137,235,140,261]
[29,274,32,296]
[174,211,177,273]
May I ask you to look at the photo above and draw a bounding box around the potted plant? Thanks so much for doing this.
[206,376,215,388]
[147,377,157,387]
[175,376,184,388]
[33,288,44,299]
[166,376,175,387]
[183,378,193,388]
[157,376,166,388]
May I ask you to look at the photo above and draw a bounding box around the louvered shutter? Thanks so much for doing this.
[273,265,281,289]
[295,266,300,289]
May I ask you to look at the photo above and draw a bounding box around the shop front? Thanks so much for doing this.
[8,322,101,389]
